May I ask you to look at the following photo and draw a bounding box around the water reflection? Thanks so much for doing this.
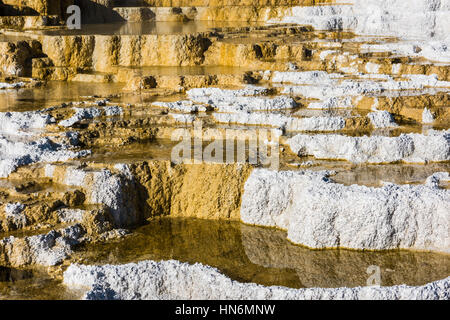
[76,217,450,289]
[1,217,448,299]
[0,267,33,283]
[241,224,450,288]
[0,81,124,112]
[0,65,249,112]
[0,268,82,300]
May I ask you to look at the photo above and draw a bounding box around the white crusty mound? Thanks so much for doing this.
[368,111,398,128]
[213,112,346,132]
[0,224,85,267]
[277,73,450,102]
[187,86,296,112]
[272,0,450,62]
[0,109,91,178]
[88,168,140,228]
[272,71,344,85]
[287,130,450,164]
[59,106,122,127]
[240,169,450,252]
[152,100,210,113]
[275,73,450,110]
[276,0,450,39]
[0,137,90,178]
[0,111,55,135]
[45,165,140,228]
[63,260,450,300]
[0,82,26,90]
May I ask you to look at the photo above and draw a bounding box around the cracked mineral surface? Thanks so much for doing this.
[0,0,449,300]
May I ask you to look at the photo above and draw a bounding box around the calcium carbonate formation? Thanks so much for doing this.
[287,130,450,164]
[240,169,450,252]
[63,260,450,300]
[0,0,449,300]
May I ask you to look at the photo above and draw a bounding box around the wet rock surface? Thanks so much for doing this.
[0,0,449,300]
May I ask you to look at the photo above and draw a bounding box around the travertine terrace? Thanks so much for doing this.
[0,0,449,300]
